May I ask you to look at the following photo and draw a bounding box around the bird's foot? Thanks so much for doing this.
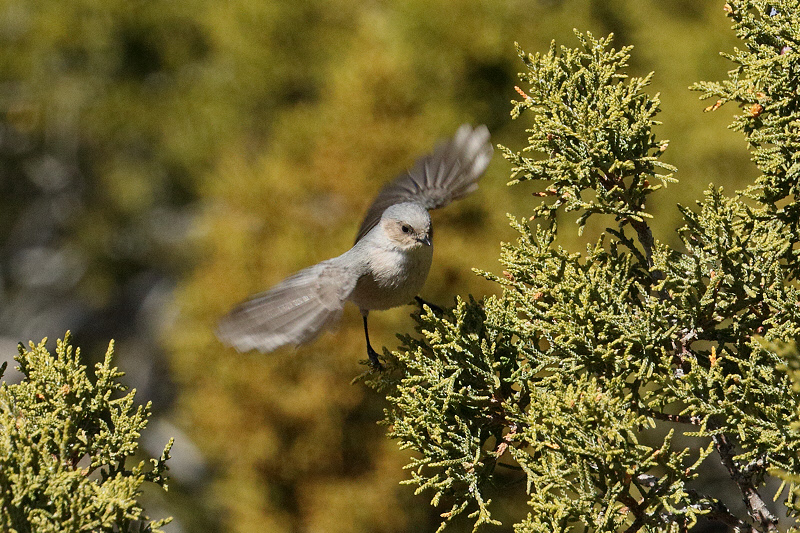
[367,346,384,372]
[415,296,443,314]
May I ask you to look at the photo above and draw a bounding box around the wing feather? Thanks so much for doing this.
[354,124,492,243]
[216,258,357,353]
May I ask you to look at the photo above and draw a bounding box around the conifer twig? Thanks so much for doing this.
[708,426,779,532]
[635,473,754,532]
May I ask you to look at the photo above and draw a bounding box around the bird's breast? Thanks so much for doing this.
[349,245,433,312]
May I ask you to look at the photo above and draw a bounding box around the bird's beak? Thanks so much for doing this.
[419,235,432,246]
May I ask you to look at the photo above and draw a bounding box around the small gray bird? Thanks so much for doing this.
[216,124,493,368]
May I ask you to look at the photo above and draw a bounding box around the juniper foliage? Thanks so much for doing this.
[0,333,172,533]
[368,8,800,533]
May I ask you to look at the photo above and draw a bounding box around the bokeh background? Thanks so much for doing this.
[0,0,758,531]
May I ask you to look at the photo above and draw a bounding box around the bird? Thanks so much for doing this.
[216,124,493,369]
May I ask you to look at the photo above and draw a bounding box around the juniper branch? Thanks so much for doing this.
[635,473,754,533]
[648,411,702,426]
[709,424,778,533]
[374,11,800,531]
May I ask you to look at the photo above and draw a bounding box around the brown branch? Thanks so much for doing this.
[649,411,703,425]
[632,473,755,533]
[708,423,778,532]
[620,492,646,533]
[662,336,777,532]
[629,218,655,268]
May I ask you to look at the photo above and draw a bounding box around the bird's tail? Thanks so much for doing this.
[216,258,356,353]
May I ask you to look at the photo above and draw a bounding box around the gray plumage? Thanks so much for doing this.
[216,124,492,366]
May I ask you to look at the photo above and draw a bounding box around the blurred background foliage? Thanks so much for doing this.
[0,0,758,531]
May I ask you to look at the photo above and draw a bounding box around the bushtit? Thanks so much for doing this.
[217,124,492,368]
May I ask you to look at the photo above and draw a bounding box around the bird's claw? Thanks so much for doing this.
[415,296,443,314]
[367,346,384,372]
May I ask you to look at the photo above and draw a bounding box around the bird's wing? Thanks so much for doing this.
[354,124,493,243]
[216,258,358,353]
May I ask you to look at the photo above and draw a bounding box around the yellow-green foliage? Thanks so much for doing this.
[693,0,800,205]
[161,3,753,531]
[367,9,800,532]
[0,334,172,533]
[504,32,676,234]
[2,0,790,532]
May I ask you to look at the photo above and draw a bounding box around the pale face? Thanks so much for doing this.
[381,217,432,250]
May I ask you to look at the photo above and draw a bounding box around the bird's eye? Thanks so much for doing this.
[401,225,411,233]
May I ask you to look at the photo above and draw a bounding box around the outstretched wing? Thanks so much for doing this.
[216,258,357,353]
[354,124,493,243]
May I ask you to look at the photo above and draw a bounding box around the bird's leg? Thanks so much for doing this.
[414,296,443,314]
[362,313,383,371]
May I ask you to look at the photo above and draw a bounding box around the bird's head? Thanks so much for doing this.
[380,202,432,250]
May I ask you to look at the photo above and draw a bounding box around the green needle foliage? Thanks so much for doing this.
[692,1,800,209]
[368,7,800,533]
[0,333,172,533]
[504,32,676,240]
